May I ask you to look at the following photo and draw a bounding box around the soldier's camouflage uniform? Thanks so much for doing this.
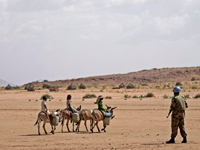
[170,95,188,138]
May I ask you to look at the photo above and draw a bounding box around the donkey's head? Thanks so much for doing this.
[106,105,117,118]
[76,105,81,111]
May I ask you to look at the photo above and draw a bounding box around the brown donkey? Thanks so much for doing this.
[34,109,62,135]
[60,105,81,132]
[91,105,117,133]
[76,109,94,132]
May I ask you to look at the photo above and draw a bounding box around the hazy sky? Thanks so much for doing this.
[0,0,200,85]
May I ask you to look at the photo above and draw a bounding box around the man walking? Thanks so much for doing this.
[166,86,188,144]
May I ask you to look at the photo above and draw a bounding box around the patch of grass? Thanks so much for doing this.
[141,84,148,86]
[192,86,197,89]
[102,85,107,89]
[146,93,154,97]
[194,94,200,99]
[86,85,92,88]
[105,96,112,99]
[83,94,97,99]
[40,94,53,100]
[124,95,131,98]
[175,82,182,86]
[184,94,190,99]
[139,95,146,98]
[155,86,160,89]
[163,94,169,99]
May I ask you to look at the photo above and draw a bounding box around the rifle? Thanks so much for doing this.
[166,109,172,118]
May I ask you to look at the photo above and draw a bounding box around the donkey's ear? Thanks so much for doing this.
[111,107,117,110]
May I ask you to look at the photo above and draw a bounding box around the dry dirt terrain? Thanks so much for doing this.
[0,87,200,150]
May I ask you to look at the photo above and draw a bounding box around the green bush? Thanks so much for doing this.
[192,86,197,89]
[175,82,182,86]
[83,94,97,99]
[42,84,51,89]
[132,95,138,98]
[141,84,148,86]
[194,94,200,99]
[105,96,112,99]
[163,94,169,99]
[191,77,196,81]
[40,94,53,100]
[139,95,146,98]
[155,86,160,89]
[124,95,131,98]
[184,94,190,99]
[146,93,154,97]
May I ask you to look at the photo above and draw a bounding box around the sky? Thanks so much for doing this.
[0,0,200,85]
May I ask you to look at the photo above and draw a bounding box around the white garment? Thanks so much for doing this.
[66,99,71,108]
[41,100,47,112]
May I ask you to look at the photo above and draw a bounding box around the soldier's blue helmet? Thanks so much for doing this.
[173,86,181,93]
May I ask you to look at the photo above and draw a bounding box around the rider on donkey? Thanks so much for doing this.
[94,95,107,112]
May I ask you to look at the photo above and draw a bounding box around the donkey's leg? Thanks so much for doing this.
[43,122,47,134]
[72,121,75,132]
[50,125,54,134]
[66,119,70,132]
[61,118,65,132]
[84,120,89,132]
[38,120,41,135]
[96,121,100,133]
[90,118,94,133]
[76,120,81,132]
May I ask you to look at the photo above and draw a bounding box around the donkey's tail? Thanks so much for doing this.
[34,114,40,126]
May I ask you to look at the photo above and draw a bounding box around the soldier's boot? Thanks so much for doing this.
[166,137,175,144]
[182,137,187,143]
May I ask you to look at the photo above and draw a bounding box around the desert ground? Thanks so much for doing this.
[0,85,200,150]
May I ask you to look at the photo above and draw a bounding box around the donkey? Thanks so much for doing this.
[60,105,81,132]
[34,109,62,135]
[76,109,94,132]
[91,105,117,133]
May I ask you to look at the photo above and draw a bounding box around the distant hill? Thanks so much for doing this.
[29,66,200,86]
[0,79,15,87]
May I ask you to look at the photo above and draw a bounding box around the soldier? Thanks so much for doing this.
[166,86,188,144]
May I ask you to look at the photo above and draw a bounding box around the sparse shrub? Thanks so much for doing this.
[42,84,51,89]
[142,84,148,86]
[194,94,200,99]
[192,86,197,89]
[100,89,103,92]
[83,94,97,99]
[175,82,182,86]
[191,77,196,81]
[132,95,138,98]
[163,94,169,99]
[40,94,53,99]
[105,96,112,99]
[124,95,131,98]
[86,85,92,88]
[155,86,160,89]
[163,85,167,89]
[102,85,107,89]
[184,94,190,99]
[146,93,154,97]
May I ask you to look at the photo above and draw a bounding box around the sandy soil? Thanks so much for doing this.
[0,88,200,150]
